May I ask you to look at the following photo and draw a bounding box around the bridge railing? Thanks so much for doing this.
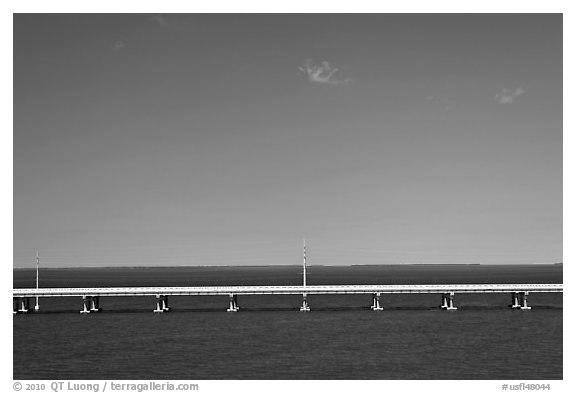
[13,283,563,297]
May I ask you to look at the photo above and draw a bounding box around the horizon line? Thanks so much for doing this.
[12,262,563,269]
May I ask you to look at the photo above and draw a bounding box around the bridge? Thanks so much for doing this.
[12,243,563,314]
[13,283,563,313]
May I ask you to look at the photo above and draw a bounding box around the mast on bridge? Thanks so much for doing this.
[303,239,307,288]
[34,250,39,311]
[300,239,310,311]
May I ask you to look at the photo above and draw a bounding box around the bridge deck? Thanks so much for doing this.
[13,283,563,297]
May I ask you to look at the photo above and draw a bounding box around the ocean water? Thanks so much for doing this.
[13,264,563,380]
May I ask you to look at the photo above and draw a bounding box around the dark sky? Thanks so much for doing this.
[13,14,562,267]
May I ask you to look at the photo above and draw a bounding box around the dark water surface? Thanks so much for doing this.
[13,265,562,379]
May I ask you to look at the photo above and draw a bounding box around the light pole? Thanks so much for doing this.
[34,250,39,311]
[300,239,310,311]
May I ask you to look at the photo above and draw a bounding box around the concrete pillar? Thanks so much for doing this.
[80,296,91,314]
[16,297,30,313]
[441,293,457,310]
[440,293,448,309]
[153,295,165,313]
[89,296,101,312]
[447,292,457,310]
[372,293,383,311]
[300,293,310,312]
[161,296,170,311]
[520,291,531,310]
[227,294,239,312]
[509,292,521,309]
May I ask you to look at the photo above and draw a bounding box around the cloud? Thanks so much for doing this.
[299,59,352,85]
[425,95,456,111]
[149,14,167,26]
[495,87,526,104]
[113,40,126,51]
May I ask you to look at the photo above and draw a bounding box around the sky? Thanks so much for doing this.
[13,14,562,267]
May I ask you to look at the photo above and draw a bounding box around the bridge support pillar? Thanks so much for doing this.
[440,292,457,310]
[300,294,310,312]
[14,297,31,314]
[227,294,239,312]
[509,292,521,309]
[89,296,101,312]
[154,295,170,313]
[371,293,383,311]
[520,291,531,310]
[80,296,91,314]
[20,297,31,313]
[154,295,163,313]
[162,296,170,311]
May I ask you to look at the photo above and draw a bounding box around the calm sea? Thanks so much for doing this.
[13,264,563,380]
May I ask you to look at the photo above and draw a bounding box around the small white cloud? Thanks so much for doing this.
[495,87,526,104]
[299,59,352,86]
[113,40,126,51]
[425,95,456,111]
[149,14,167,26]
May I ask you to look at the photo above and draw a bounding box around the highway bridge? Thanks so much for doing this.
[12,243,562,313]
[12,283,563,313]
